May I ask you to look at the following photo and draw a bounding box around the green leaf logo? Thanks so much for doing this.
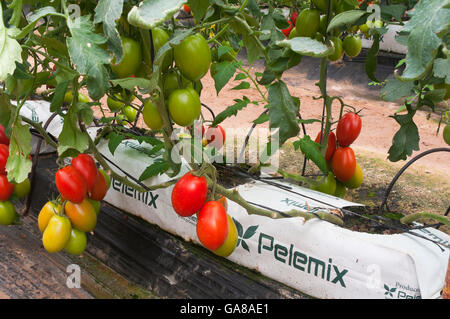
[384,284,396,297]
[233,218,258,253]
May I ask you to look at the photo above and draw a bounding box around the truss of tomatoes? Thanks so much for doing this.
[38,153,111,255]
[313,112,363,198]
[171,172,238,257]
[0,125,32,226]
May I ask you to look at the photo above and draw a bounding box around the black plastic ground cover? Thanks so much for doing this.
[29,153,310,299]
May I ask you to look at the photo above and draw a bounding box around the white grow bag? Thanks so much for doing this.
[20,101,449,299]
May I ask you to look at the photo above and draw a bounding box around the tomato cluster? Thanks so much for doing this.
[39,153,110,255]
[0,125,31,226]
[312,112,363,197]
[171,172,238,257]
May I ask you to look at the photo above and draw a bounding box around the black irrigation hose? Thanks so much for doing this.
[201,103,216,121]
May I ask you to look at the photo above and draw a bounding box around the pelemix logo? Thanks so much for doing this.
[112,178,159,208]
[234,219,258,253]
[383,283,421,299]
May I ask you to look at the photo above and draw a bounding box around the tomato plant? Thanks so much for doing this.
[55,166,88,204]
[171,172,208,217]
[196,201,228,251]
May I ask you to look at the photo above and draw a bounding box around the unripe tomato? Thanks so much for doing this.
[38,201,61,232]
[71,153,98,191]
[111,36,142,79]
[65,198,97,232]
[213,214,238,257]
[205,125,226,149]
[174,33,211,81]
[296,8,320,38]
[152,27,172,70]
[13,177,31,198]
[289,27,298,39]
[99,169,111,190]
[0,201,16,226]
[88,198,101,215]
[311,172,337,195]
[0,175,14,201]
[0,125,10,145]
[64,91,90,104]
[331,147,356,182]
[343,35,362,58]
[55,166,88,204]
[444,124,450,146]
[42,215,72,253]
[171,172,208,217]
[143,101,164,131]
[0,143,9,175]
[359,24,370,37]
[89,170,108,201]
[312,0,332,12]
[344,162,363,189]
[65,228,87,255]
[315,131,336,162]
[168,88,201,127]
[336,112,362,147]
[197,201,228,251]
[334,181,346,198]
[328,36,343,62]
[282,21,293,37]
[123,105,137,122]
[163,71,192,98]
[107,94,125,113]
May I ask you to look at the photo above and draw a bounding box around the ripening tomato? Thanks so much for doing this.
[296,8,320,38]
[65,228,87,255]
[88,198,101,215]
[213,214,238,257]
[0,143,9,175]
[65,198,97,232]
[168,88,201,127]
[343,162,363,189]
[171,172,208,217]
[0,201,16,226]
[0,175,14,201]
[184,4,191,13]
[71,153,98,190]
[111,36,142,79]
[197,201,228,251]
[282,21,293,37]
[315,131,336,162]
[336,112,362,147]
[55,166,88,204]
[0,125,10,145]
[174,33,211,81]
[205,125,226,149]
[217,195,228,212]
[42,215,72,253]
[143,100,164,131]
[331,147,356,182]
[13,177,31,198]
[38,201,61,232]
[89,170,108,201]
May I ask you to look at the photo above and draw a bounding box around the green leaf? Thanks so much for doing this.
[272,10,290,29]
[110,77,151,90]
[66,16,111,100]
[5,117,32,183]
[365,33,380,83]
[94,0,124,62]
[277,37,333,58]
[293,136,328,174]
[107,132,125,156]
[268,81,300,145]
[212,61,237,95]
[388,114,420,162]
[139,159,170,181]
[327,10,368,33]
[0,3,22,81]
[212,97,250,127]
[399,0,450,81]
[188,0,209,21]
[14,6,63,40]
[381,78,415,102]
[253,112,269,124]
[231,81,250,90]
[433,58,450,83]
[57,107,89,158]
[381,4,406,22]
[128,0,185,30]
[50,81,70,112]
[0,95,13,129]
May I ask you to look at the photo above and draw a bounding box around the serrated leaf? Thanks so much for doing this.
[231,81,250,90]
[268,81,300,145]
[381,4,406,22]
[293,136,328,174]
[253,112,269,124]
[94,0,124,62]
[234,73,247,81]
[57,107,89,157]
[327,10,368,33]
[388,114,420,162]
[365,33,380,83]
[139,159,170,181]
[381,78,415,102]
[212,61,237,95]
[212,97,250,127]
[5,117,32,183]
[433,58,450,83]
[127,0,185,30]
[0,4,22,81]
[110,77,151,90]
[188,0,209,21]
[50,81,70,112]
[108,132,125,155]
[277,37,333,58]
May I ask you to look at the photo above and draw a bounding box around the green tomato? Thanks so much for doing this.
[111,36,142,78]
[152,27,173,70]
[168,88,201,127]
[296,8,320,38]
[334,181,347,198]
[163,70,193,98]
[13,178,31,198]
[443,124,450,146]
[359,24,370,37]
[107,94,125,113]
[143,101,164,131]
[116,113,128,126]
[87,199,101,215]
[64,228,87,255]
[328,36,343,62]
[64,91,90,104]
[123,105,137,122]
[343,35,362,58]
[312,0,332,13]
[174,33,211,81]
[288,26,298,39]
[0,201,16,226]
[311,172,337,195]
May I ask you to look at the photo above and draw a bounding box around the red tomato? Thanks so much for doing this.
[89,170,108,201]
[71,153,98,190]
[0,125,10,145]
[184,4,191,13]
[331,147,356,182]
[0,175,14,201]
[171,172,208,217]
[291,11,299,25]
[0,144,9,175]
[197,201,228,251]
[315,130,336,162]
[336,112,362,147]
[188,122,205,139]
[205,125,226,149]
[282,21,293,37]
[55,166,88,204]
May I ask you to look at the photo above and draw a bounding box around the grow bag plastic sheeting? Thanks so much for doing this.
[20,101,450,299]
